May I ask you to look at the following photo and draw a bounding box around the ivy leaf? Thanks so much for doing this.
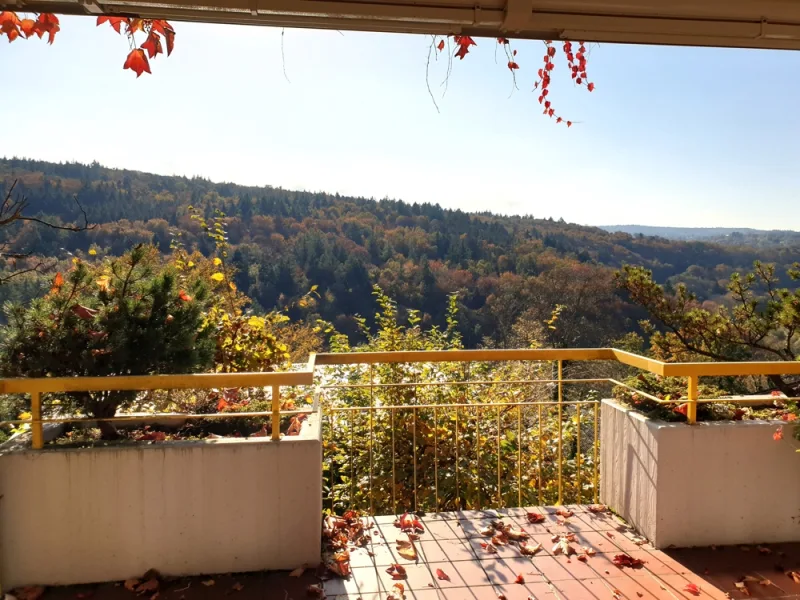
[507,61,519,71]
[452,35,476,60]
[123,49,151,78]
[96,16,128,33]
[141,31,163,59]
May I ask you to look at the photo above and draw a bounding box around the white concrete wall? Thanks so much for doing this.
[0,414,322,588]
[601,399,800,548]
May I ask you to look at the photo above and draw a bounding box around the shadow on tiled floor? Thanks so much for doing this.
[324,506,800,599]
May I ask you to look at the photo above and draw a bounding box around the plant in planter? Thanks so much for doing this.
[0,244,215,439]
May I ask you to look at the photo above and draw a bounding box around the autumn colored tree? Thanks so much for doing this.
[0,245,215,438]
[617,262,800,397]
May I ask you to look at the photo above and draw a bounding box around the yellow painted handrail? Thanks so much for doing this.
[1,346,797,449]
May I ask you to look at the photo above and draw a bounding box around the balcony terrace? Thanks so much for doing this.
[2,349,800,598]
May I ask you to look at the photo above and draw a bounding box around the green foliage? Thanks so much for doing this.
[0,245,215,438]
[617,262,800,397]
[321,286,600,513]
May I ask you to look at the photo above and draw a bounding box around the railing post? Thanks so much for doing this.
[31,391,43,450]
[686,375,698,425]
[271,384,281,441]
[557,359,563,505]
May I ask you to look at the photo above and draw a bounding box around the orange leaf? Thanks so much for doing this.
[97,16,128,33]
[217,398,230,412]
[435,568,449,581]
[774,427,784,441]
[127,18,145,34]
[123,48,151,77]
[34,13,59,44]
[19,18,35,38]
[50,271,64,293]
[515,574,524,584]
[526,512,545,524]
[436,39,444,51]
[141,31,163,58]
[178,289,192,302]
[452,35,476,60]
[0,11,20,37]
[386,564,407,580]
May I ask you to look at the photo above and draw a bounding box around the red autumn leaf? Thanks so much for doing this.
[587,82,595,92]
[437,39,444,51]
[123,48,151,77]
[507,61,519,71]
[19,18,35,38]
[0,11,20,36]
[217,397,230,412]
[34,13,59,44]
[547,46,556,57]
[774,427,784,441]
[71,304,99,320]
[556,117,563,123]
[782,413,797,422]
[386,564,407,580]
[126,18,145,34]
[612,554,645,569]
[453,35,476,59]
[526,512,545,524]
[178,289,192,302]
[163,27,175,56]
[497,37,509,44]
[141,31,163,58]
[515,574,525,584]
[97,16,128,33]
[683,583,701,596]
[435,568,449,581]
[674,403,688,416]
[771,390,782,397]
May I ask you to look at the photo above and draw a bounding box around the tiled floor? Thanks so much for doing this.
[323,506,800,599]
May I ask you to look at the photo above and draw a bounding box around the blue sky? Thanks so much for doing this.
[1,17,799,228]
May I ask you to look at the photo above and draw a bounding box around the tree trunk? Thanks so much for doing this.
[86,392,120,440]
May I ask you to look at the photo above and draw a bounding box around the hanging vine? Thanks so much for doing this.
[1,13,595,123]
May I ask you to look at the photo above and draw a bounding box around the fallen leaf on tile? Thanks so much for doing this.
[396,537,418,561]
[587,504,607,513]
[606,532,615,539]
[480,525,495,536]
[612,554,645,569]
[582,546,596,556]
[136,580,159,594]
[289,567,305,577]
[555,508,574,518]
[497,594,507,600]
[526,512,545,524]
[480,541,498,554]
[788,571,800,583]
[386,564,407,580]
[515,574,525,584]
[577,555,587,562]
[758,546,772,555]
[387,582,405,600]
[124,581,140,592]
[306,585,324,599]
[435,568,450,581]
[230,583,244,592]
[684,583,701,596]
[735,582,751,596]
[519,541,543,556]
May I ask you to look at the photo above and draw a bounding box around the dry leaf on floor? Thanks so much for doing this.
[582,546,596,556]
[200,580,215,588]
[480,542,498,554]
[13,588,45,600]
[505,526,529,541]
[386,564,407,580]
[684,583,701,596]
[788,571,800,583]
[231,583,244,592]
[526,512,545,524]
[387,582,406,600]
[395,513,424,534]
[612,554,645,569]
[124,581,140,592]
[519,541,543,556]
[492,533,509,546]
[435,568,450,581]
[587,504,607,513]
[480,525,495,536]
[136,580,159,594]
[735,582,751,596]
[515,574,525,584]
[577,555,588,562]
[758,546,772,555]
[289,566,305,577]
[555,508,574,518]
[306,584,324,598]
[396,535,418,561]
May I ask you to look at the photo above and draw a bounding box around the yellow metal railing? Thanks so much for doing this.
[0,355,318,448]
[313,348,800,514]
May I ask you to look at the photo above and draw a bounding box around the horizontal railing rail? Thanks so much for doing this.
[2,348,798,456]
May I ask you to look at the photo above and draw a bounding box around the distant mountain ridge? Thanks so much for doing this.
[600,224,800,244]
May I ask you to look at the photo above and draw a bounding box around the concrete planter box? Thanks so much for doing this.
[601,399,800,549]
[0,412,322,588]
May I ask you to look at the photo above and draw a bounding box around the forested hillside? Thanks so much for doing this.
[2,157,797,347]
